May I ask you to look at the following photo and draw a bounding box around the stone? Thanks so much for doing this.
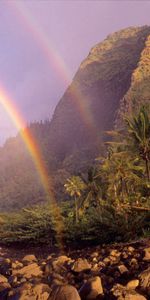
[127,246,135,253]
[118,264,128,274]
[111,284,146,300]
[55,255,71,264]
[120,291,147,300]
[0,274,8,283]
[0,282,11,299]
[49,284,81,300]
[22,254,37,264]
[139,267,150,295]
[0,258,12,276]
[12,262,43,279]
[71,258,91,273]
[118,291,147,300]
[110,249,121,257]
[79,276,103,299]
[90,252,99,258]
[12,261,23,269]
[7,282,51,299]
[126,279,139,289]
[143,247,150,261]
[7,282,34,300]
[32,283,51,299]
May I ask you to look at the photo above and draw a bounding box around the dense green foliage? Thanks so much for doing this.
[0,26,150,247]
[0,106,149,247]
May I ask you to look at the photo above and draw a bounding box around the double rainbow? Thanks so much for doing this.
[9,1,98,136]
[0,86,64,245]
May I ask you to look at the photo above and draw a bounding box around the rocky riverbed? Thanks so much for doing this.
[0,239,149,299]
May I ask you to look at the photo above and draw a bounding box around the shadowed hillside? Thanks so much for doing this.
[0,25,150,210]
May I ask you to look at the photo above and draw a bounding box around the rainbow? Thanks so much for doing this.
[8,1,99,139]
[0,86,64,245]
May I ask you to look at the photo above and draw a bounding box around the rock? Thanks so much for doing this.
[55,255,71,264]
[139,267,150,295]
[12,261,23,269]
[7,282,51,299]
[111,284,125,298]
[126,279,139,289]
[112,284,146,300]
[0,258,12,276]
[71,258,91,273]
[51,272,67,286]
[120,290,147,300]
[127,246,135,253]
[49,284,81,300]
[110,249,121,257]
[0,282,11,299]
[129,258,138,266]
[90,252,99,258]
[7,282,34,300]
[79,276,103,299]
[143,247,150,261]
[0,274,8,283]
[12,262,43,279]
[22,254,37,264]
[118,264,128,274]
[32,283,51,299]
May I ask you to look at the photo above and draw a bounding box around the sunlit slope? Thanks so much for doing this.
[49,26,150,159]
[0,26,150,210]
[116,32,150,126]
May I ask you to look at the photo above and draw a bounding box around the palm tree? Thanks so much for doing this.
[64,176,86,223]
[101,150,143,207]
[125,106,150,181]
[79,167,102,213]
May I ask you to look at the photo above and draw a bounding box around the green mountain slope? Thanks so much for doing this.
[0,25,150,210]
[49,26,150,158]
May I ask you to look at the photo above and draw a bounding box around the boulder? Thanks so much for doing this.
[118,264,128,274]
[71,258,91,273]
[126,279,139,289]
[0,274,8,283]
[49,284,81,300]
[0,258,12,276]
[12,262,43,279]
[7,282,51,300]
[22,254,37,264]
[79,276,103,299]
[0,282,11,299]
[111,284,146,300]
[143,247,150,262]
[139,267,150,295]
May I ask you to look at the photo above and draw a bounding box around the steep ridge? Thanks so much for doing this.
[49,26,150,160]
[116,31,150,127]
[0,26,150,210]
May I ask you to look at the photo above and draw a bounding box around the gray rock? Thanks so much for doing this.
[49,284,81,300]
[71,258,91,273]
[79,276,103,299]
[143,247,150,262]
[139,267,150,295]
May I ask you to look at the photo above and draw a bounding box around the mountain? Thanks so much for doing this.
[48,25,150,159]
[0,25,150,210]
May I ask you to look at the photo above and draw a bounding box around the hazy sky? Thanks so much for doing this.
[0,0,149,144]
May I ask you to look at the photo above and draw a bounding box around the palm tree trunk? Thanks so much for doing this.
[145,158,150,181]
[75,196,78,223]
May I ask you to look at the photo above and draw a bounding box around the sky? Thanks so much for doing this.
[0,0,150,144]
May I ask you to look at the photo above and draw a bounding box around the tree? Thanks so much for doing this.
[79,167,102,214]
[64,176,86,223]
[101,150,143,207]
[125,106,150,181]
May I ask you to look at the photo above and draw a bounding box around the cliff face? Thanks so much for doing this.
[0,26,150,210]
[116,30,150,127]
[49,26,150,160]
